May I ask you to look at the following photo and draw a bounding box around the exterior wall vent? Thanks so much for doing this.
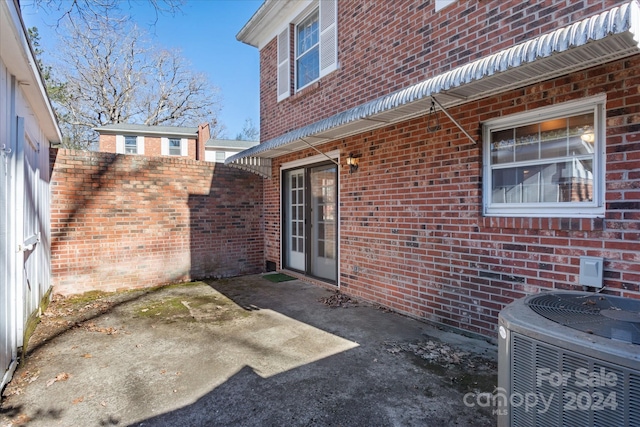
[498,291,640,427]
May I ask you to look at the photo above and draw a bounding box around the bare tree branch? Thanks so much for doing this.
[48,17,221,149]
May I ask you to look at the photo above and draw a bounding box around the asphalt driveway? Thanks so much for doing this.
[1,275,497,426]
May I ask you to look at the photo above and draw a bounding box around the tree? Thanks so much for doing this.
[46,18,222,149]
[29,0,185,30]
[235,118,259,141]
[27,27,66,105]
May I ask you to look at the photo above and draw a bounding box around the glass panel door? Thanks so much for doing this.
[310,164,337,281]
[284,169,305,271]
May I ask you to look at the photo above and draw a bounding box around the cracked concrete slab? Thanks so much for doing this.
[1,275,497,426]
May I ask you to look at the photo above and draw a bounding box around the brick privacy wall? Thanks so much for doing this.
[265,55,640,338]
[50,149,264,295]
[259,0,628,142]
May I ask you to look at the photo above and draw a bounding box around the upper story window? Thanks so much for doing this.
[215,151,226,162]
[124,136,138,154]
[161,137,187,156]
[483,96,605,218]
[277,0,337,101]
[296,10,319,90]
[116,135,144,154]
[169,138,181,156]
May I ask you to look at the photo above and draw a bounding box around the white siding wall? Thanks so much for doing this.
[0,54,18,391]
[16,86,51,339]
[0,57,52,390]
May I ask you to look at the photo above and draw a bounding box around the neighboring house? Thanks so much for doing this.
[205,138,259,163]
[228,0,640,339]
[1,0,62,390]
[95,123,211,161]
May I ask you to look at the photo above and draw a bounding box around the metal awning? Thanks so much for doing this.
[227,1,640,177]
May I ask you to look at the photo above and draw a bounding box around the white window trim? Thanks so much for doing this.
[435,0,456,12]
[482,95,606,218]
[280,149,340,170]
[215,151,227,162]
[277,0,337,100]
[280,149,341,287]
[121,135,142,155]
[116,135,124,154]
[277,26,291,102]
[180,138,188,156]
[136,136,145,155]
[162,137,187,156]
[161,137,169,155]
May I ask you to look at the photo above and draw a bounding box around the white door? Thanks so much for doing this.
[284,169,305,271]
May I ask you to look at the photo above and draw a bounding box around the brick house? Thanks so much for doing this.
[96,123,210,160]
[205,138,260,163]
[227,0,640,339]
[96,123,258,163]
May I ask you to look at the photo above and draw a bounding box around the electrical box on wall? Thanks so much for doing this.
[579,256,604,288]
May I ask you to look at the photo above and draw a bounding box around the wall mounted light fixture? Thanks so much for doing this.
[346,153,359,174]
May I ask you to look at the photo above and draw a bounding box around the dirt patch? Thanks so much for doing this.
[385,339,497,392]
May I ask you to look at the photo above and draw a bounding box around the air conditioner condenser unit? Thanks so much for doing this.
[498,291,640,427]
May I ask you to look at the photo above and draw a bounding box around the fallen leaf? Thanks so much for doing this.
[46,372,71,387]
[10,414,31,425]
[81,354,92,358]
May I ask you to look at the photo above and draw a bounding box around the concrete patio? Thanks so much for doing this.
[1,275,497,426]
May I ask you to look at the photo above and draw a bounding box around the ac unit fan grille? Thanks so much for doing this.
[511,333,639,427]
[526,293,640,344]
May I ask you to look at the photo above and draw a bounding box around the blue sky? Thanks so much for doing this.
[20,0,263,139]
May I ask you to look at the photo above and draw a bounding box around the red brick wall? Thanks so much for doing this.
[259,0,628,142]
[50,149,264,295]
[265,55,640,338]
[98,134,116,153]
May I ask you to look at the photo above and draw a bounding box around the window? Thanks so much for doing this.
[124,136,137,154]
[169,138,181,156]
[215,151,226,162]
[483,96,605,218]
[276,0,337,101]
[296,10,319,89]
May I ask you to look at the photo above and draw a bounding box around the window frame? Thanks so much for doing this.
[215,151,226,162]
[295,8,320,91]
[124,135,138,154]
[435,0,456,12]
[482,95,606,218]
[168,138,181,156]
